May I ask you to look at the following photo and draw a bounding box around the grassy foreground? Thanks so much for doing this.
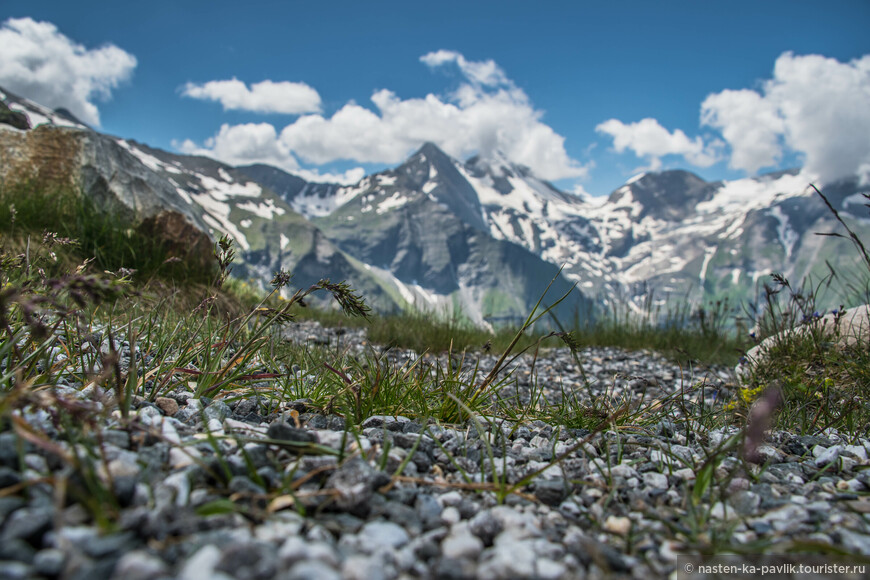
[0,182,868,558]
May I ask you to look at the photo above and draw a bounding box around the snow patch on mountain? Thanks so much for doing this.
[237,198,286,219]
[6,99,84,129]
[173,187,193,205]
[191,192,250,250]
[196,174,262,200]
[697,172,812,214]
[116,140,182,174]
[768,206,799,259]
[375,267,444,310]
[290,180,367,217]
[699,246,717,285]
[376,192,411,214]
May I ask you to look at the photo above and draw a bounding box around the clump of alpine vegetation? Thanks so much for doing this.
[0,181,868,579]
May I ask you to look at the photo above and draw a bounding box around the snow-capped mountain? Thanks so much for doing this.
[243,142,593,325]
[3,85,868,325]
[0,89,592,323]
[251,139,870,313]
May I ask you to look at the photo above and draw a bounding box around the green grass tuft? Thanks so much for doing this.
[0,181,216,285]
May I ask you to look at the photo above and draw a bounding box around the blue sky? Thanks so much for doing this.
[2,1,869,195]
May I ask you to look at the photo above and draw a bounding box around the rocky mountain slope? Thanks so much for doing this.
[245,138,870,316]
[2,86,868,324]
[242,144,594,325]
[0,89,591,324]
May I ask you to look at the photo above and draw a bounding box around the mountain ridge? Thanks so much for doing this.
[0,89,595,325]
[2,86,869,325]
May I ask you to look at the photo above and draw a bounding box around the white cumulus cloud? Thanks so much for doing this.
[598,52,870,183]
[182,78,322,114]
[177,123,298,170]
[175,123,364,185]
[419,50,510,87]
[0,17,136,126]
[278,51,587,180]
[702,52,870,183]
[185,51,588,181]
[700,89,784,174]
[595,117,719,171]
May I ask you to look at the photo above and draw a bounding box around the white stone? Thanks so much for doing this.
[169,446,202,470]
[649,449,676,468]
[162,471,191,507]
[161,420,181,444]
[255,512,305,543]
[603,515,631,535]
[608,464,639,479]
[279,537,339,567]
[674,468,696,481]
[536,559,568,580]
[178,545,231,580]
[441,523,484,560]
[844,445,869,462]
[224,418,268,437]
[643,471,669,489]
[437,491,463,507]
[478,536,536,579]
[286,561,341,580]
[837,479,866,492]
[341,555,388,580]
[710,501,737,519]
[440,506,461,525]
[762,504,809,532]
[814,446,842,468]
[840,529,870,556]
[113,550,169,579]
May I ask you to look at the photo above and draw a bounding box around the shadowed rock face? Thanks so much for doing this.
[0,101,30,131]
[0,125,213,269]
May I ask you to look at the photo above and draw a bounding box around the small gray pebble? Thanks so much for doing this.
[33,548,65,577]
[267,422,318,443]
[283,560,342,580]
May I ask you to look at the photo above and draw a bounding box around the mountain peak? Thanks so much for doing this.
[608,169,713,221]
[413,141,451,160]
[464,150,524,179]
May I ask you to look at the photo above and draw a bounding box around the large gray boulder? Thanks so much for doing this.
[0,124,213,268]
[738,304,870,381]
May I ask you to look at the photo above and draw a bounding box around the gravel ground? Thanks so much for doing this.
[1,321,869,579]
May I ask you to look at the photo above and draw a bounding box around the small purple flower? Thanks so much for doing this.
[813,311,822,318]
[739,356,748,365]
[749,331,756,339]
